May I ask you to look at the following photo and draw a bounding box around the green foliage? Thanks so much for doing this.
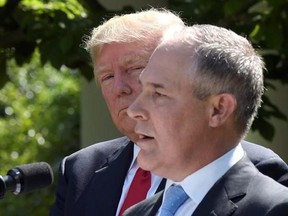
[0,0,287,213]
[0,0,94,84]
[168,0,288,83]
[1,0,287,140]
[0,52,80,215]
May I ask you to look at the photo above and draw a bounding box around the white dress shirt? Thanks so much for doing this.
[115,144,163,216]
[158,144,244,216]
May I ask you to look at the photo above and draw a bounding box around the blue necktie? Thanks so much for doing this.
[159,185,189,216]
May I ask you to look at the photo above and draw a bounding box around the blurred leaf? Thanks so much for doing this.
[254,118,275,141]
[59,33,74,53]
[0,52,80,215]
[263,20,283,49]
[249,24,260,39]
[0,52,8,88]
[0,0,287,214]
[224,0,248,17]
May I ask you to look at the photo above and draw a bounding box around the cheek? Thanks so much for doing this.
[129,80,142,94]
[157,109,203,144]
[134,85,142,95]
[159,111,189,133]
[154,117,180,150]
[101,86,114,103]
[100,91,117,117]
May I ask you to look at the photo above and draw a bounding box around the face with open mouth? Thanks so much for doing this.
[127,43,211,181]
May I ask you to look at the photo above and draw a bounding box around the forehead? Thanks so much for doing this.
[140,44,192,88]
[97,42,152,63]
[94,43,152,74]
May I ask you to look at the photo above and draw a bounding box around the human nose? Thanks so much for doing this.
[127,95,148,121]
[113,73,132,96]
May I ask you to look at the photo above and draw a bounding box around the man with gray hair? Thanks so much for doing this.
[50,9,288,216]
[125,24,288,216]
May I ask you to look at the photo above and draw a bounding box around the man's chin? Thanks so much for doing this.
[137,149,156,170]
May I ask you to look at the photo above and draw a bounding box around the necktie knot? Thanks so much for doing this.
[139,168,150,180]
[159,185,189,216]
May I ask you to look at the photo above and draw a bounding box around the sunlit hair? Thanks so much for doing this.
[161,25,265,136]
[83,8,185,62]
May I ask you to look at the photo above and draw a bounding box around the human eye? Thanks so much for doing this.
[128,65,145,73]
[98,73,114,84]
[152,91,166,99]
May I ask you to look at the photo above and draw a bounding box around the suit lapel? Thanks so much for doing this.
[123,191,164,216]
[76,140,134,216]
[192,155,258,216]
[156,178,166,193]
[192,185,238,216]
[146,191,164,216]
[124,155,259,216]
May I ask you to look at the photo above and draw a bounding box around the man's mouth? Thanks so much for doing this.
[138,133,154,141]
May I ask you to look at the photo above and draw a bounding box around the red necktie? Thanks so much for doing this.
[118,168,151,216]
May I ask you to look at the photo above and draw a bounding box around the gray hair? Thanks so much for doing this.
[162,25,265,136]
[83,8,185,61]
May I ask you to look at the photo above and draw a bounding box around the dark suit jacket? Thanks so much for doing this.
[50,137,288,216]
[123,155,288,216]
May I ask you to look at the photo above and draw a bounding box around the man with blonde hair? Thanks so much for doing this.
[50,9,288,216]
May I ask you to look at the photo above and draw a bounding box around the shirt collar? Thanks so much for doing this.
[128,144,140,171]
[165,143,244,204]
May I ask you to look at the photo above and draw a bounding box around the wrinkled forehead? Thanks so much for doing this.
[95,35,160,56]
[94,45,143,70]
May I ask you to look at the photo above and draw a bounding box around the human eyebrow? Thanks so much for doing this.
[121,54,149,67]
[150,83,165,89]
[95,63,112,76]
[142,81,165,90]
[94,66,113,84]
[95,64,110,75]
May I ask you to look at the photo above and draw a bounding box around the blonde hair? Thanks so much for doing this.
[83,8,185,59]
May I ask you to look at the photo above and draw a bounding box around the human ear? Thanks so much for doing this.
[208,93,237,127]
